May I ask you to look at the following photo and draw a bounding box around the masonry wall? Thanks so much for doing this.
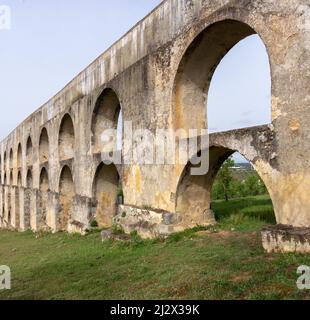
[0,0,309,235]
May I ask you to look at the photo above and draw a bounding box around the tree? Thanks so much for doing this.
[216,158,235,201]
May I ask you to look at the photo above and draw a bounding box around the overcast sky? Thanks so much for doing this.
[0,1,271,162]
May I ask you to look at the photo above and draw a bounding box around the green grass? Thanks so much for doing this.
[0,195,309,300]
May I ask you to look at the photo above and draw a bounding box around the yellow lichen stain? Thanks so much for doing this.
[271,96,287,121]
[288,119,300,132]
[155,191,173,211]
[97,192,115,228]
[174,85,184,130]
[135,166,141,193]
[254,159,310,227]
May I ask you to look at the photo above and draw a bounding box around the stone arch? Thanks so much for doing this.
[39,128,49,164]
[39,167,49,229]
[172,19,270,132]
[175,146,276,229]
[26,136,33,166]
[92,163,120,228]
[3,151,7,173]
[15,170,22,230]
[59,114,75,161]
[58,165,74,231]
[24,169,33,230]
[7,170,13,226]
[17,143,22,169]
[9,148,13,169]
[91,88,122,154]
[3,172,7,185]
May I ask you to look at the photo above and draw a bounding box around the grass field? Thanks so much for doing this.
[0,195,310,300]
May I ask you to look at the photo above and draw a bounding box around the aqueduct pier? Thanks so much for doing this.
[0,0,309,252]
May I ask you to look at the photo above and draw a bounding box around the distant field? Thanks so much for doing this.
[0,195,309,300]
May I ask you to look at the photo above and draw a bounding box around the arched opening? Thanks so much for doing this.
[92,163,120,228]
[15,170,22,230]
[24,169,33,230]
[26,136,33,166]
[8,170,13,226]
[59,114,75,161]
[9,170,12,186]
[39,128,49,163]
[17,143,22,169]
[208,35,271,132]
[91,88,122,154]
[3,173,7,186]
[9,149,13,169]
[175,147,276,231]
[39,167,49,229]
[173,20,271,132]
[59,166,74,231]
[3,151,7,173]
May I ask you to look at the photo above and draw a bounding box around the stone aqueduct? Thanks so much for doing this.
[0,0,309,251]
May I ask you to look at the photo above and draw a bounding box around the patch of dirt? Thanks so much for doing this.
[229,272,252,283]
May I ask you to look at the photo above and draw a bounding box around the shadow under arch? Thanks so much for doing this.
[39,167,49,230]
[92,162,120,228]
[172,19,271,132]
[91,88,122,154]
[39,127,49,164]
[24,169,33,230]
[59,113,75,161]
[58,165,75,231]
[175,145,277,229]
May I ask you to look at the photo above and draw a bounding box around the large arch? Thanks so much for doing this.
[91,88,121,154]
[175,145,276,229]
[39,128,49,163]
[58,166,74,231]
[26,136,33,167]
[92,163,120,228]
[39,167,49,230]
[172,19,270,132]
[59,114,75,161]
[24,169,33,230]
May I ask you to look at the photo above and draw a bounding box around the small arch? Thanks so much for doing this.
[39,167,49,229]
[9,149,13,169]
[3,172,7,185]
[17,143,22,168]
[59,114,75,161]
[24,169,33,230]
[58,165,75,231]
[39,128,49,163]
[17,170,22,187]
[15,170,22,230]
[92,163,120,228]
[26,169,33,188]
[9,170,13,186]
[3,151,7,171]
[91,88,122,154]
[26,136,33,166]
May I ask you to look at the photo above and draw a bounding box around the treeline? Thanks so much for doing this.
[212,158,268,201]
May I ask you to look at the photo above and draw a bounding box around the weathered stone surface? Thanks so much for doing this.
[0,0,309,252]
[262,225,310,253]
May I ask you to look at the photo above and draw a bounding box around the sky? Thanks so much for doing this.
[0,1,271,163]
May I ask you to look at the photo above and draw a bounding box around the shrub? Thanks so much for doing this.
[90,219,98,228]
